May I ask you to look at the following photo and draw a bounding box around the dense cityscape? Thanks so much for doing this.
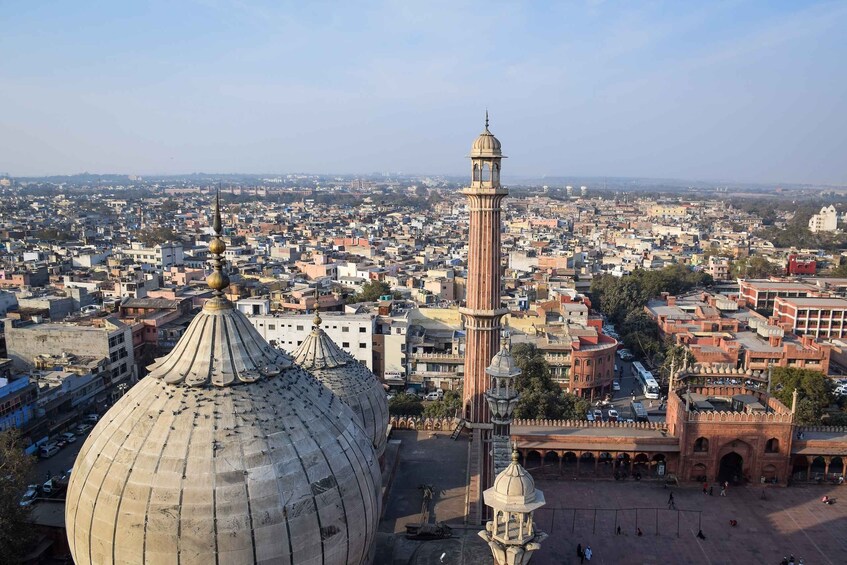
[3,2,847,564]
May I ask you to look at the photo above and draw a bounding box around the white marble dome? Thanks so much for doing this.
[292,314,389,459]
[65,205,381,565]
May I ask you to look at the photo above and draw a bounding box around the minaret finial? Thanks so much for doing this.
[511,442,519,463]
[485,109,489,130]
[206,187,230,302]
[213,183,222,235]
[313,288,322,329]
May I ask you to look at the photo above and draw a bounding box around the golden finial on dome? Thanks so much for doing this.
[485,109,489,131]
[511,442,519,463]
[312,289,323,329]
[206,186,230,299]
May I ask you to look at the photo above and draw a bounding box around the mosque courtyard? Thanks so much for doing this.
[378,430,847,564]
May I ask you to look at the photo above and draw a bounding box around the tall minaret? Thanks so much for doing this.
[461,113,508,494]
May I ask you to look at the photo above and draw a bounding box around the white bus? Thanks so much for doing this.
[632,361,660,399]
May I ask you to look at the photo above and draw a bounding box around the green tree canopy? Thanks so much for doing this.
[511,343,590,420]
[350,280,398,303]
[388,393,423,416]
[770,367,833,425]
[0,429,36,561]
[422,390,462,418]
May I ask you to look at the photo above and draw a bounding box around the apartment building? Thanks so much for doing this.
[774,296,847,339]
[121,241,184,270]
[247,311,375,369]
[738,279,820,312]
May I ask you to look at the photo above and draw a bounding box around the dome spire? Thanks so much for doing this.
[313,288,323,330]
[485,109,489,131]
[206,185,230,302]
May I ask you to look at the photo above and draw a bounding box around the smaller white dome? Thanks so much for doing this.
[484,450,546,513]
[486,345,521,378]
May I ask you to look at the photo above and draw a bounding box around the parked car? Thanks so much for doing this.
[612,381,621,391]
[593,409,603,420]
[617,349,634,361]
[586,412,595,422]
[607,409,619,422]
[19,485,39,506]
[76,422,93,434]
[425,390,444,401]
[84,414,99,424]
[61,432,77,443]
[39,444,60,459]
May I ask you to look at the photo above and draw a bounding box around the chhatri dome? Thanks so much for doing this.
[65,192,381,565]
[470,111,503,158]
[291,312,389,458]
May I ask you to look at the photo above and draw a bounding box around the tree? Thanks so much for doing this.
[770,367,833,425]
[511,343,589,420]
[423,390,462,418]
[731,255,781,279]
[0,429,36,560]
[136,226,179,246]
[388,393,423,416]
[351,280,393,303]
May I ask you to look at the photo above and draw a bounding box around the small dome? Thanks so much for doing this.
[486,344,521,379]
[292,318,389,458]
[483,450,546,512]
[470,112,503,158]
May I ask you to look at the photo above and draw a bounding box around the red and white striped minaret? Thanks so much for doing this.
[461,113,508,494]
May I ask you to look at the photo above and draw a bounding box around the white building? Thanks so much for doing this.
[809,205,838,233]
[247,312,375,369]
[121,241,184,269]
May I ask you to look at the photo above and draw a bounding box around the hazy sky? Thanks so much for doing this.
[1,1,845,184]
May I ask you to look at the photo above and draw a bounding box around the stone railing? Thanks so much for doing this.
[389,416,457,431]
[511,418,667,430]
[797,425,847,433]
[410,352,464,362]
[686,410,793,424]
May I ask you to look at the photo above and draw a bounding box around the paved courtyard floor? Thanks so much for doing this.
[377,430,847,564]
[532,479,847,564]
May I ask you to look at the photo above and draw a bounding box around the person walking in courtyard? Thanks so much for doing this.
[668,492,676,509]
[709,486,714,496]
[577,543,583,563]
[584,546,592,561]
[702,482,708,494]
[720,483,727,496]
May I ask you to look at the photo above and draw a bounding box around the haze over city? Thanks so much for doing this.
[2,0,846,185]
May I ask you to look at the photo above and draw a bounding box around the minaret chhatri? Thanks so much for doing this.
[461,113,508,489]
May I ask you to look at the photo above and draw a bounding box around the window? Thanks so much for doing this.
[342,326,349,333]
[359,327,366,333]
[342,342,350,348]
[765,438,779,453]
[359,343,366,349]
[296,325,304,331]
[693,437,709,453]
[268,324,275,331]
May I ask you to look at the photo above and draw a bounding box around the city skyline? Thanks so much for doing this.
[2,1,846,185]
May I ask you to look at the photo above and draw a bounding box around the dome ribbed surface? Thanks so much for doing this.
[293,326,389,458]
[65,304,381,565]
[484,456,546,513]
[485,346,521,378]
[470,126,502,158]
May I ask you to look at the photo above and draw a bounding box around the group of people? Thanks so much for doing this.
[779,555,804,564]
[575,543,593,562]
[700,480,729,496]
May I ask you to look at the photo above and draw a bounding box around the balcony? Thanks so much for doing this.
[410,352,464,363]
